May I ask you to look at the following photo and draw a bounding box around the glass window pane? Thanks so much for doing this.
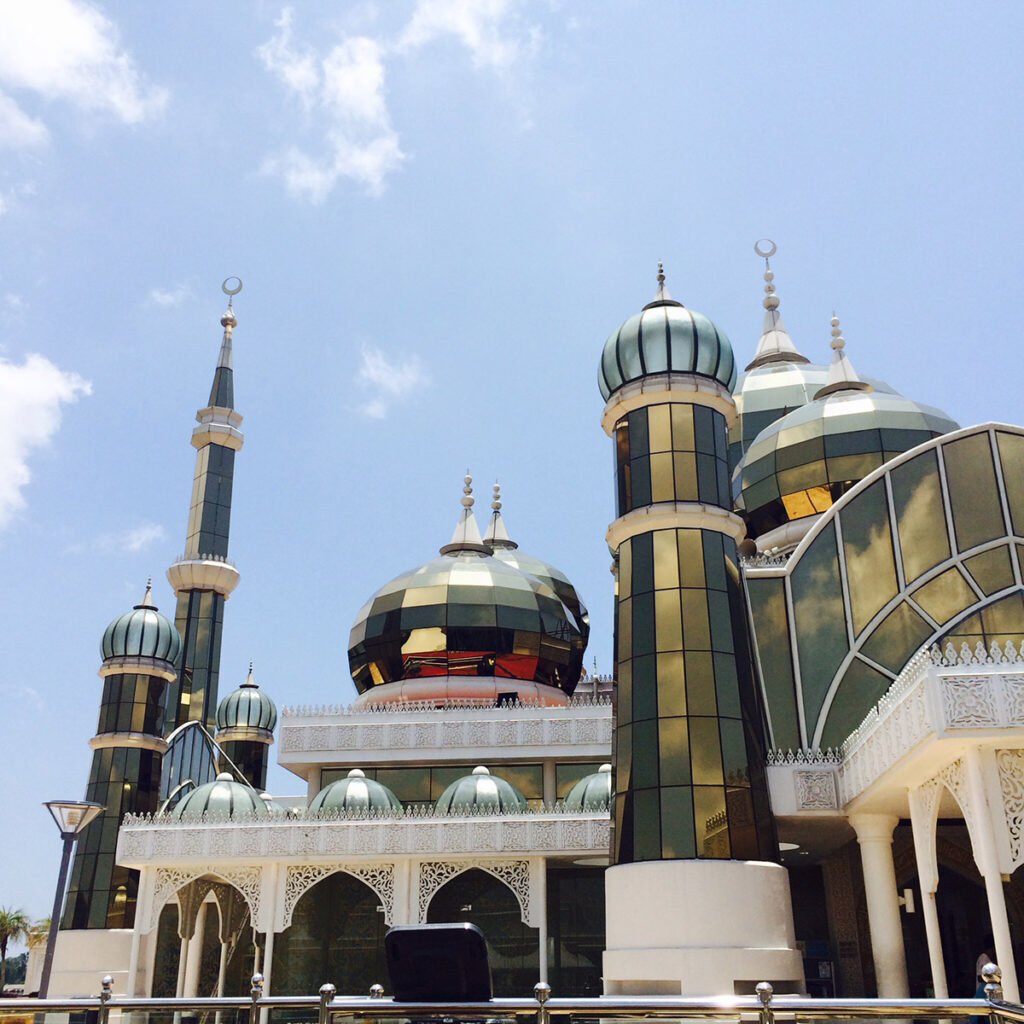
[655,590,683,651]
[678,530,705,588]
[694,786,729,858]
[689,717,724,785]
[633,788,661,861]
[841,479,899,636]
[648,405,672,452]
[632,654,657,722]
[673,452,698,498]
[653,530,680,590]
[630,456,651,508]
[660,787,696,858]
[671,405,695,451]
[632,533,654,594]
[996,431,1024,536]
[964,545,1014,596]
[681,590,711,650]
[650,452,674,502]
[890,449,950,584]
[627,408,649,461]
[656,651,685,717]
[861,600,932,673]
[912,566,978,625]
[746,577,800,750]
[684,651,716,715]
[943,433,1006,551]
[819,657,893,749]
[658,717,690,786]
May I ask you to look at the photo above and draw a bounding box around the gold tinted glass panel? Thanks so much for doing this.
[842,480,899,636]
[943,433,1005,551]
[653,530,680,590]
[964,546,1015,596]
[694,787,729,858]
[997,431,1024,535]
[819,657,894,749]
[658,717,690,786]
[890,449,950,584]
[685,651,717,715]
[689,718,724,785]
[655,590,683,651]
[618,539,632,599]
[671,404,695,451]
[860,601,932,673]
[781,486,834,520]
[618,598,632,661]
[681,590,711,649]
[650,452,675,502]
[912,567,977,625]
[648,405,672,453]
[678,531,705,587]
[656,651,686,717]
[673,452,698,497]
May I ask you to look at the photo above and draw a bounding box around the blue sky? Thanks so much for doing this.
[1,0,1023,927]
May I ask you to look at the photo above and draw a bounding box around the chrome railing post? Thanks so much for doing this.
[369,984,384,999]
[534,980,551,1024]
[318,983,337,1024]
[756,981,774,1024]
[250,973,264,1024]
[98,974,114,1024]
[984,962,1004,1005]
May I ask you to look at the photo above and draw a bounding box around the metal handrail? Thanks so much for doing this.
[3,968,1020,1024]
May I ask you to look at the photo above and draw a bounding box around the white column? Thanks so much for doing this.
[536,858,548,983]
[126,923,143,998]
[965,747,1020,1001]
[175,935,189,998]
[259,930,276,1024]
[850,812,909,997]
[542,761,556,806]
[183,903,207,998]
[907,788,947,998]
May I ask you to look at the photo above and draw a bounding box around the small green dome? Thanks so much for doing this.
[435,766,528,814]
[308,769,402,814]
[101,581,182,665]
[168,773,268,819]
[563,764,612,811]
[216,666,277,733]
[598,283,737,401]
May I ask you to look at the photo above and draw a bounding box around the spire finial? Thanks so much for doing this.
[440,468,487,554]
[136,577,156,609]
[220,277,242,331]
[755,239,779,311]
[243,661,256,687]
[462,470,474,508]
[657,260,665,286]
[492,480,501,511]
[830,311,844,351]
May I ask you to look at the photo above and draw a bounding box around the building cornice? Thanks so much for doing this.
[605,501,746,549]
[90,732,169,754]
[601,373,736,436]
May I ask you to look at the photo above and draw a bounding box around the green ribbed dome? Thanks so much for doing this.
[308,769,402,814]
[216,667,277,733]
[101,582,182,665]
[563,764,612,811]
[435,766,528,814]
[168,773,269,819]
[598,283,737,400]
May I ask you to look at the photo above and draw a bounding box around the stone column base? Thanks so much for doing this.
[603,859,805,996]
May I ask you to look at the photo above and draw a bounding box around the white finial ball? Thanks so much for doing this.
[472,765,490,775]
[831,336,844,350]
[461,495,474,507]
[763,295,780,310]
[216,772,234,782]
[464,474,472,486]
[764,270,774,282]
[830,316,840,328]
[599,763,612,773]
[347,768,366,778]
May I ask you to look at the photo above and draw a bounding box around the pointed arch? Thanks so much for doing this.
[418,860,533,925]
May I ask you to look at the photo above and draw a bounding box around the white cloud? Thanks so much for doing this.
[0,353,90,528]
[357,344,428,418]
[121,522,165,552]
[149,284,191,307]
[258,10,403,201]
[398,0,538,71]
[258,1,539,201]
[0,0,167,145]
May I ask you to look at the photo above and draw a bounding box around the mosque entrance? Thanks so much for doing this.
[426,868,538,997]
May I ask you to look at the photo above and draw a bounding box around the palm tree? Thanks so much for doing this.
[26,917,50,951]
[0,907,30,992]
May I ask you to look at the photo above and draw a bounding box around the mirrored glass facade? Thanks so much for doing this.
[746,426,1024,750]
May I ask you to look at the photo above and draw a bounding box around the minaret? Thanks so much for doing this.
[214,664,277,790]
[164,280,244,734]
[745,240,809,370]
[62,581,182,932]
[598,266,802,995]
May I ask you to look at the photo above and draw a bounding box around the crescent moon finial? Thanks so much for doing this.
[222,277,243,297]
[754,239,776,259]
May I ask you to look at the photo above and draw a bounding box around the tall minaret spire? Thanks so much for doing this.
[745,240,809,370]
[164,279,245,736]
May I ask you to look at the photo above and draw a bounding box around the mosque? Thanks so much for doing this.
[40,244,1024,1004]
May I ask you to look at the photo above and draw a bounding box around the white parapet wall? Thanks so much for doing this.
[47,928,134,997]
[603,860,804,996]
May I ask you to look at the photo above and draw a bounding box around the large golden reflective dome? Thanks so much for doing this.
[347,478,587,705]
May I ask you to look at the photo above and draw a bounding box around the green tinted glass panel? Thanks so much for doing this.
[841,479,899,636]
[964,546,1015,596]
[791,521,849,732]
[890,449,949,584]
[996,431,1024,536]
[860,600,932,673]
[660,787,696,858]
[555,763,604,798]
[912,567,978,625]
[942,592,1024,650]
[694,786,729,858]
[690,717,724,785]
[819,658,894,749]
[746,577,799,749]
[943,433,1005,551]
[633,788,661,861]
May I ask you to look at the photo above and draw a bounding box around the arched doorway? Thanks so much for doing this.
[426,868,538,997]
[272,872,389,996]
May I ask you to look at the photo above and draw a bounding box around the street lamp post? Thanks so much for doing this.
[38,799,104,998]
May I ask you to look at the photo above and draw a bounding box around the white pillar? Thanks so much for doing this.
[850,812,909,997]
[183,903,207,998]
[965,748,1020,1001]
[175,935,189,998]
[542,761,556,806]
[259,930,276,1024]
[126,923,143,998]
[907,788,947,998]
[536,859,548,983]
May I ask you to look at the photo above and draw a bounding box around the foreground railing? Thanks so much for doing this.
[3,966,1021,1024]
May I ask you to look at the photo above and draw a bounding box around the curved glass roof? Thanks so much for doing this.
[434,766,528,814]
[216,674,278,732]
[102,603,182,665]
[745,424,1024,750]
[168,772,268,819]
[598,302,737,401]
[563,763,612,811]
[308,769,402,814]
